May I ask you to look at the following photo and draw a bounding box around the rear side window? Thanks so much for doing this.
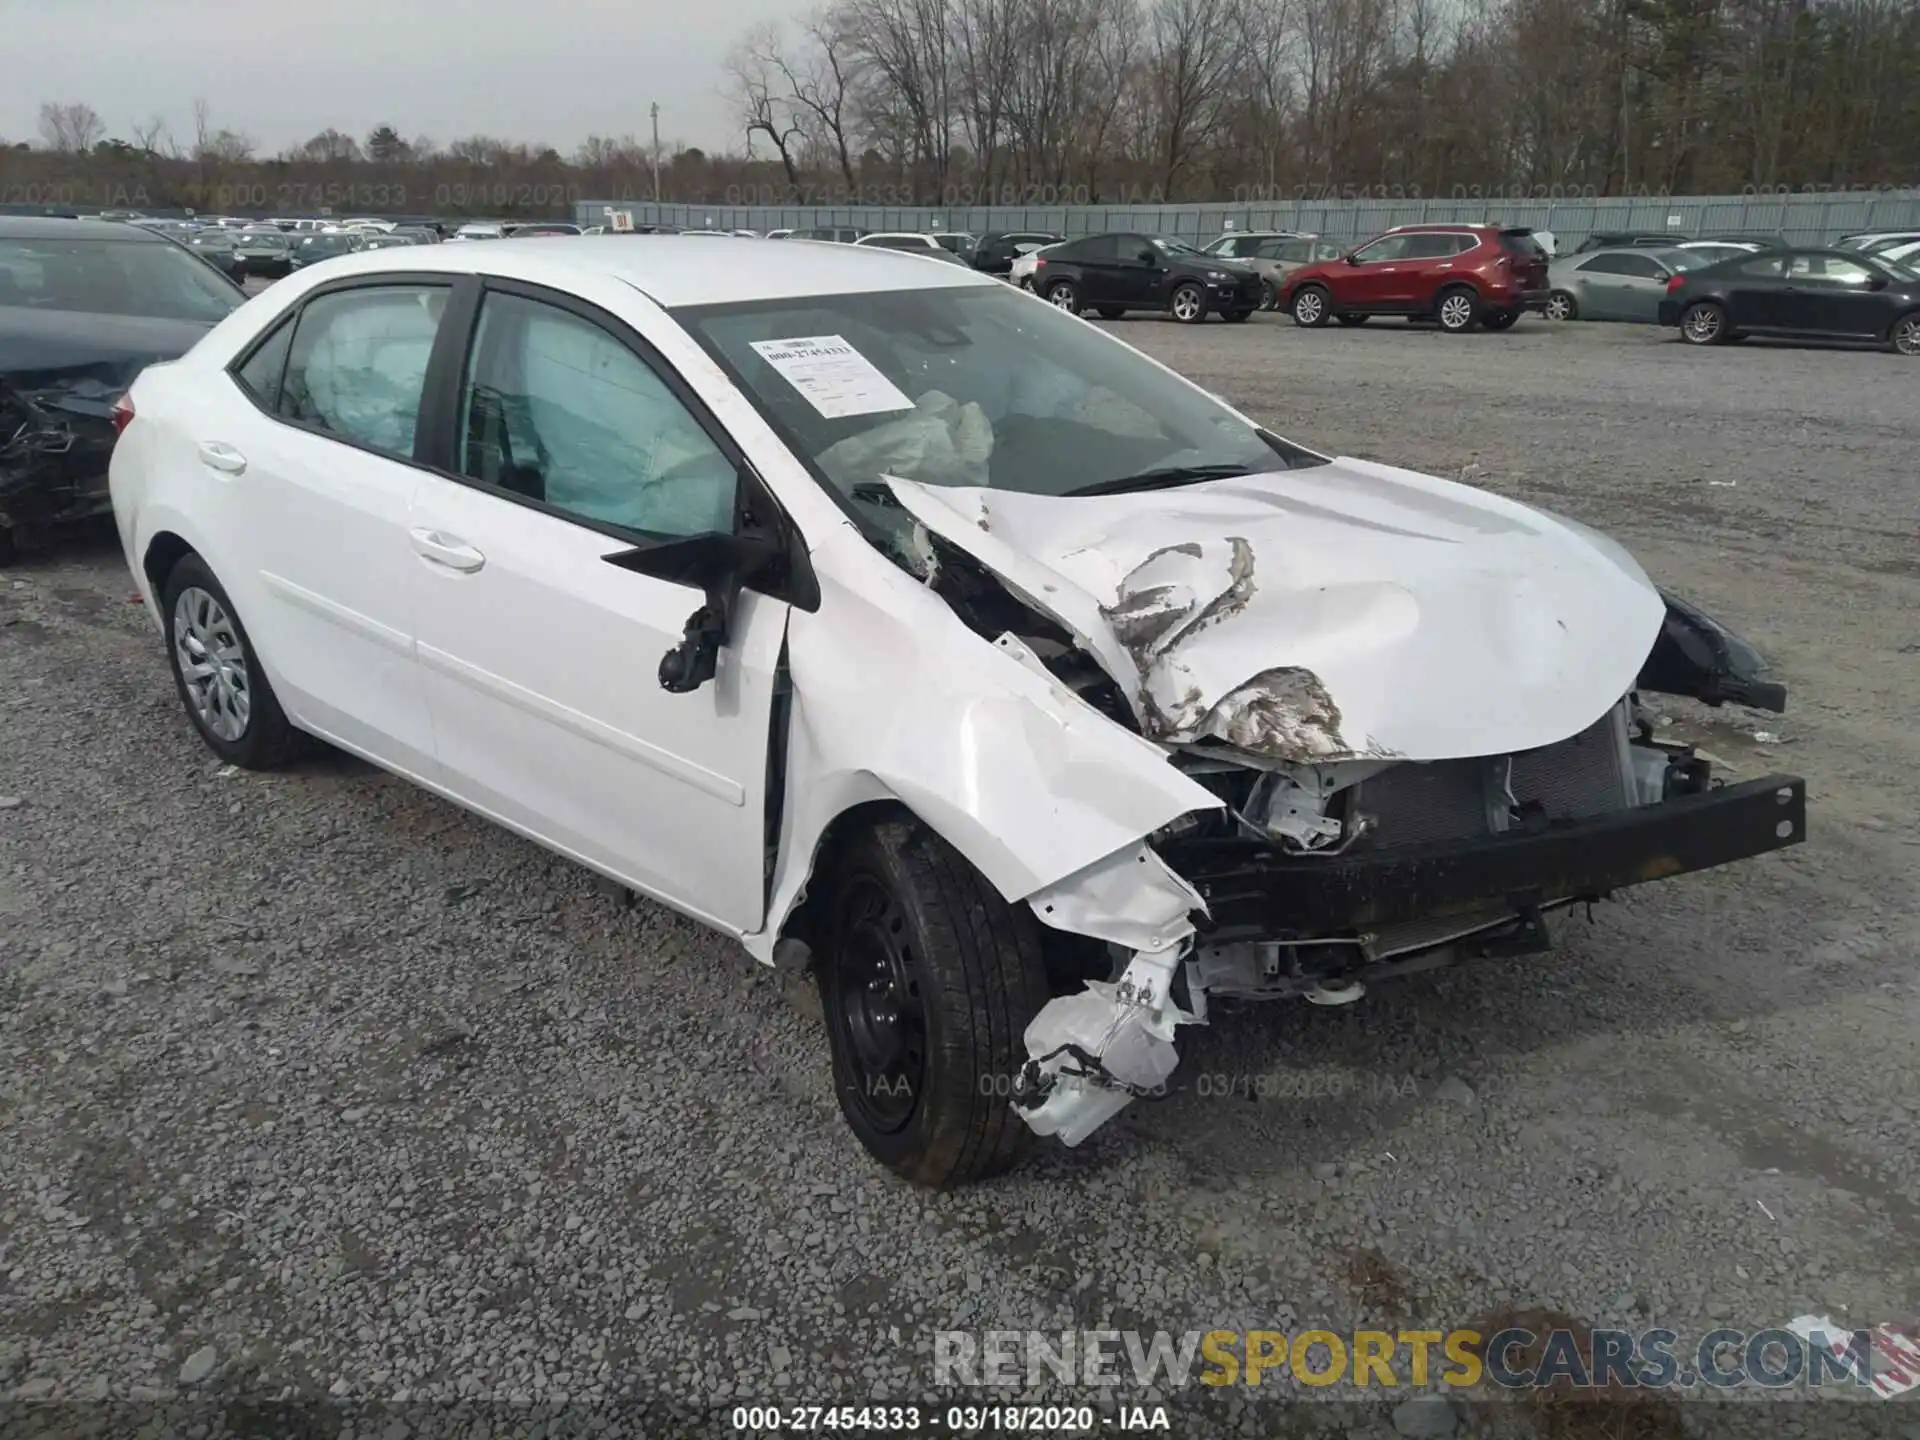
[1400,234,1466,259]
[1498,231,1545,260]
[1067,235,1120,261]
[279,284,448,459]
[233,319,295,409]
[1580,253,1662,278]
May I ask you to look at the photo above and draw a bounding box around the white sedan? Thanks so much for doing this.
[109,237,1806,1185]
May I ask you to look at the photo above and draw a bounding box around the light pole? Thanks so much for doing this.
[650,102,662,204]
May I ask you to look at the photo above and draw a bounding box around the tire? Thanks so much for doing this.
[160,552,307,770]
[1435,286,1480,333]
[1335,313,1369,326]
[1680,301,1728,345]
[1222,307,1253,323]
[1291,285,1331,327]
[1169,282,1208,324]
[1096,306,1126,320]
[817,819,1051,1188]
[1258,278,1279,311]
[1544,290,1578,322]
[1891,310,1920,356]
[1044,280,1081,313]
[1482,309,1519,331]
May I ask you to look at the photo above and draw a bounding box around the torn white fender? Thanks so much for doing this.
[886,461,1668,763]
[1013,842,1209,1145]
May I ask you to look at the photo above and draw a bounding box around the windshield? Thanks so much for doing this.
[1879,254,1920,283]
[0,236,242,322]
[1150,236,1204,257]
[302,236,357,252]
[238,232,287,248]
[678,284,1315,515]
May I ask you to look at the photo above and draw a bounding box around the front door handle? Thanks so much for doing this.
[198,441,247,474]
[409,527,486,573]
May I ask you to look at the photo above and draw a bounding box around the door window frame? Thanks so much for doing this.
[416,274,819,610]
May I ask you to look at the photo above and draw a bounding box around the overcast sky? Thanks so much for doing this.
[2,0,794,157]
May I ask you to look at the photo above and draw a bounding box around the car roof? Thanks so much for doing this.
[265,234,1001,308]
[0,215,171,242]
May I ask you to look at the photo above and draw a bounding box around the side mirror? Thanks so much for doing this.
[602,528,787,694]
[1867,274,1889,291]
[1344,253,1362,265]
[1137,248,1159,265]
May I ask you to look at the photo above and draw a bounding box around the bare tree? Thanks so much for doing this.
[38,101,105,153]
[726,28,808,185]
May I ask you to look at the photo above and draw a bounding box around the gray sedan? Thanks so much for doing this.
[1545,246,1702,323]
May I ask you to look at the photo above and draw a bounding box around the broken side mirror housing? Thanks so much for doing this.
[602,528,790,694]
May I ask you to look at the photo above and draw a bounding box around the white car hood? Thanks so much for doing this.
[885,457,1667,762]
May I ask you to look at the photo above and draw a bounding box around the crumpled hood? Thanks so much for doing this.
[886,457,1668,762]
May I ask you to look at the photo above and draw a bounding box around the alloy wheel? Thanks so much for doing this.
[1172,286,1204,322]
[1293,290,1325,325]
[1683,305,1723,344]
[1893,315,1920,355]
[1047,284,1077,311]
[172,586,251,742]
[1438,292,1476,330]
[1545,293,1575,321]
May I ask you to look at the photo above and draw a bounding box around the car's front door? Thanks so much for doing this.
[406,280,790,934]
[1338,234,1414,308]
[217,278,450,776]
[1777,252,1887,336]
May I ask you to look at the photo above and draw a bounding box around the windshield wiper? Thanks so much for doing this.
[1065,463,1258,498]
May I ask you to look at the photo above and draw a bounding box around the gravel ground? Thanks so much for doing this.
[2,311,1917,1439]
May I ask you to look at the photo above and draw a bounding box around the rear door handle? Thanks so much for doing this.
[409,527,486,573]
[198,441,247,474]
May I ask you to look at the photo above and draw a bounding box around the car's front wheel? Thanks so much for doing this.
[1169,282,1208,323]
[1291,285,1331,327]
[161,552,307,770]
[1044,279,1081,313]
[1680,301,1728,345]
[818,819,1050,1188]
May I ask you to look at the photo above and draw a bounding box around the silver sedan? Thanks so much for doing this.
[1545,246,1702,323]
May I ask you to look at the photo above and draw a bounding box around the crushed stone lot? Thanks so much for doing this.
[2,314,1917,1438]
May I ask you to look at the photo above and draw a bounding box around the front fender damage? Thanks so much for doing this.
[1014,842,1208,1146]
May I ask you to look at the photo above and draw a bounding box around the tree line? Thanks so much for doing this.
[8,0,1920,223]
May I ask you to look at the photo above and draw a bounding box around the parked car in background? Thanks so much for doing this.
[1674,241,1764,267]
[182,228,248,282]
[0,216,246,562]
[931,232,975,258]
[1010,242,1064,289]
[765,228,794,240]
[105,237,1806,1185]
[1544,247,1703,322]
[790,227,867,243]
[356,234,418,252]
[1201,229,1310,259]
[1029,233,1262,322]
[288,232,366,271]
[1658,246,1920,353]
[1282,225,1551,332]
[450,222,509,241]
[388,227,440,245]
[1573,230,1691,253]
[232,229,295,278]
[1835,230,1920,254]
[1877,238,1920,267]
[970,230,1063,274]
[1234,235,1347,310]
[505,223,584,237]
[854,233,971,266]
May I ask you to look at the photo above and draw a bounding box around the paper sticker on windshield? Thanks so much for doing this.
[748,335,914,418]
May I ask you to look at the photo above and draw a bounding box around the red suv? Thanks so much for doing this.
[1280,224,1551,332]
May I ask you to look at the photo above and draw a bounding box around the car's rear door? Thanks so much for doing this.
[1720,253,1789,328]
[1066,235,1125,303]
[405,276,790,934]
[213,276,451,776]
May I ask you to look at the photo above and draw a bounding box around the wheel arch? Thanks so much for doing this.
[141,529,197,605]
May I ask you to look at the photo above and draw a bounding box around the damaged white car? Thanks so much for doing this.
[109,238,1806,1186]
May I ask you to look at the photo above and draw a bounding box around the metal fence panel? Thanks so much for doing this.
[578,193,1920,247]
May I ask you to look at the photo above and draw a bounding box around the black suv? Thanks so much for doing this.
[971,230,1063,275]
[1028,233,1262,323]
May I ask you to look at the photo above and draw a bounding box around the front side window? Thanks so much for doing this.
[279,285,447,458]
[1787,253,1874,285]
[457,292,736,538]
[0,237,242,322]
[678,284,1314,524]
[1735,255,1787,278]
[1351,235,1414,263]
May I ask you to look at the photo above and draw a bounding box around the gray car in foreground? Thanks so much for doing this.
[1545,246,1703,323]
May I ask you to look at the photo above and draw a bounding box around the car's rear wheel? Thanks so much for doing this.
[1170,283,1208,323]
[161,552,307,770]
[1044,280,1081,313]
[1096,306,1126,320]
[1544,290,1578,321]
[1681,301,1728,345]
[1291,285,1331,327]
[817,819,1050,1188]
[1258,278,1279,311]
[1482,309,1519,331]
[1436,286,1481,333]
[1890,311,1920,355]
[1335,313,1369,326]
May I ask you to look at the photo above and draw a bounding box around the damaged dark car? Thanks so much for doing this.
[1,217,245,563]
